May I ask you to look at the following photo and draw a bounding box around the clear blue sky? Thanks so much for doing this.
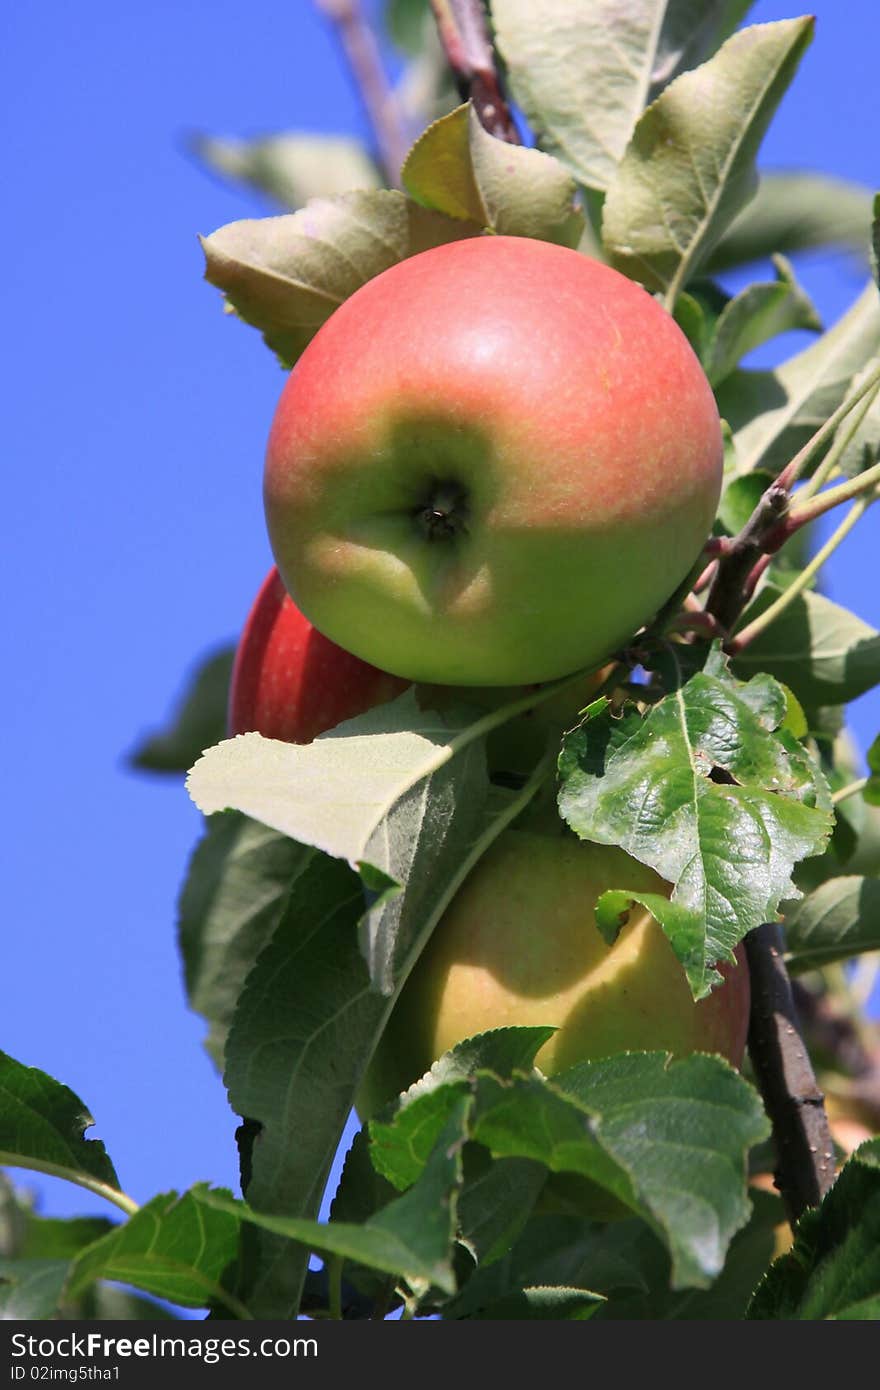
[3,0,879,1245]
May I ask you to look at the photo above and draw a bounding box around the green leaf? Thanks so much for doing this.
[465,1284,604,1318]
[201,1099,470,1299]
[402,102,583,246]
[368,1029,552,1192]
[327,1128,401,1306]
[455,1152,547,1269]
[704,254,821,386]
[19,1213,115,1258]
[717,469,775,536]
[747,1139,880,1319]
[372,1047,768,1290]
[491,0,753,194]
[707,172,876,273]
[66,1188,246,1315]
[647,2,756,98]
[201,190,478,368]
[445,1212,660,1319]
[190,132,381,210]
[221,852,385,1318]
[551,1054,770,1289]
[592,1186,786,1319]
[82,1284,182,1319]
[783,876,880,973]
[0,1051,120,1197]
[733,584,880,709]
[177,811,309,1068]
[390,1025,555,1112]
[672,290,710,359]
[0,1259,71,1318]
[557,647,833,996]
[718,280,880,478]
[0,1172,30,1255]
[871,191,879,286]
[602,18,814,303]
[221,771,541,1317]
[129,646,234,776]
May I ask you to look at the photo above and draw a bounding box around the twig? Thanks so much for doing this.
[831,776,868,807]
[783,458,880,533]
[704,482,789,632]
[730,495,872,652]
[775,357,880,492]
[429,0,521,142]
[316,0,411,184]
[744,924,836,1223]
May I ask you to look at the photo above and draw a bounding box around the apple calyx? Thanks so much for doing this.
[414,478,469,542]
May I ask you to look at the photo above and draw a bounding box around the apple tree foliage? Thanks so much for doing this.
[4,0,880,1322]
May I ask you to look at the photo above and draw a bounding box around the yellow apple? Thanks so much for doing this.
[358,828,751,1119]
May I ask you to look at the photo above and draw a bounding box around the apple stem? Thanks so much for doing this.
[429,0,522,144]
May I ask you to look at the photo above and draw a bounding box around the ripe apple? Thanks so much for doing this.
[228,565,608,764]
[357,828,751,1119]
[227,566,408,742]
[264,235,723,687]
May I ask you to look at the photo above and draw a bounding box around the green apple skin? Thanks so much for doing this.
[229,567,606,766]
[357,829,751,1120]
[264,235,723,687]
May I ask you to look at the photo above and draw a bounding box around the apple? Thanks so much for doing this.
[229,565,608,764]
[358,828,751,1119]
[264,235,723,687]
[227,565,408,742]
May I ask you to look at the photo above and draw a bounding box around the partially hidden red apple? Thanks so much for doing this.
[228,566,608,763]
[227,566,408,742]
[264,235,723,687]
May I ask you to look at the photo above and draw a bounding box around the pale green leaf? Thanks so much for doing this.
[187,690,481,869]
[704,254,821,386]
[402,102,583,245]
[602,18,814,303]
[190,132,381,210]
[718,280,880,477]
[201,190,478,367]
[465,1284,604,1318]
[708,172,876,272]
[491,0,753,193]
